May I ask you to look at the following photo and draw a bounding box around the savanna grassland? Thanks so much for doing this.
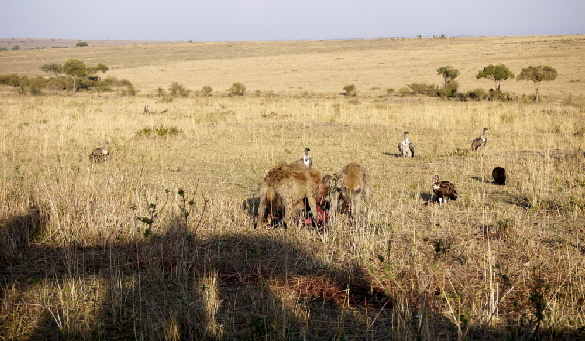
[1,35,585,340]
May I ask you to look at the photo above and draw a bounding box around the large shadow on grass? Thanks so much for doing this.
[6,207,582,340]
[1,207,395,340]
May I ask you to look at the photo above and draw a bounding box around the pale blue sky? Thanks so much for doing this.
[1,0,584,41]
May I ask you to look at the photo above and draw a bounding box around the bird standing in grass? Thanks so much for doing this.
[398,131,415,157]
[432,175,457,205]
[300,147,313,168]
[471,128,488,151]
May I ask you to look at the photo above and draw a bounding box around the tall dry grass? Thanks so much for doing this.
[2,35,585,340]
[1,92,584,340]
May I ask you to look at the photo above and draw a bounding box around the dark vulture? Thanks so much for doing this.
[432,175,457,205]
[89,141,110,163]
[299,147,313,168]
[471,128,488,151]
[398,131,415,157]
[492,167,506,185]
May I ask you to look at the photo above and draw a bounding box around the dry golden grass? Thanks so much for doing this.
[1,36,585,340]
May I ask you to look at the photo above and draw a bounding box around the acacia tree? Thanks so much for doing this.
[63,59,87,92]
[40,63,63,77]
[437,66,460,87]
[517,65,558,102]
[476,64,514,91]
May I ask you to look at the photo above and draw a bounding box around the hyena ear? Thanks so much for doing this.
[322,174,332,183]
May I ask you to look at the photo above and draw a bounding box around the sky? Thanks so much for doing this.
[1,0,584,42]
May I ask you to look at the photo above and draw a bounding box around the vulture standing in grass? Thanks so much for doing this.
[300,147,313,168]
[471,128,488,151]
[432,175,457,205]
[492,167,506,185]
[89,141,110,163]
[398,131,415,157]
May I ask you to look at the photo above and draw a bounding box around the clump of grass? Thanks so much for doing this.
[135,125,182,138]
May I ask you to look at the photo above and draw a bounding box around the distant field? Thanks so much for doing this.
[1,35,585,340]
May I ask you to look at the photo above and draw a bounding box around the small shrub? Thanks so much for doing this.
[343,84,357,97]
[201,86,212,97]
[437,81,459,98]
[408,82,437,95]
[122,84,137,96]
[228,83,246,96]
[500,114,515,123]
[466,88,488,101]
[488,89,513,101]
[135,125,182,138]
[169,82,190,97]
[156,87,167,97]
[386,88,395,95]
[398,87,411,97]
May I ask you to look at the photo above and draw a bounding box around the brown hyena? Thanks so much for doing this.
[255,162,330,229]
[290,174,332,227]
[333,163,370,220]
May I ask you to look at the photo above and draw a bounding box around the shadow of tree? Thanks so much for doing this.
[5,206,582,340]
[1,208,394,340]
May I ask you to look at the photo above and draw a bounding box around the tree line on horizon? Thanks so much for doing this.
[0,58,559,102]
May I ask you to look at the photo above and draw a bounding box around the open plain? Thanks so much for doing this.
[1,35,585,340]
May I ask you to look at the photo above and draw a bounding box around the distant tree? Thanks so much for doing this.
[12,45,20,51]
[40,63,63,77]
[228,83,246,96]
[63,59,87,92]
[343,84,357,97]
[476,64,514,91]
[76,41,88,47]
[437,66,460,87]
[517,65,558,102]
